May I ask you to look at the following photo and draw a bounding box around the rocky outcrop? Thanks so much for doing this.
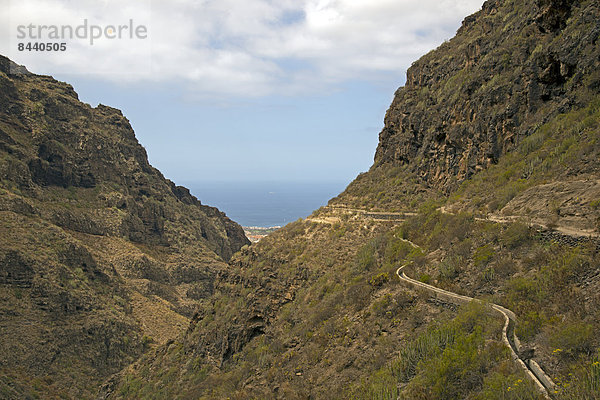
[535,0,576,33]
[371,0,599,192]
[0,54,249,397]
[0,251,35,288]
[183,245,307,366]
[0,54,248,257]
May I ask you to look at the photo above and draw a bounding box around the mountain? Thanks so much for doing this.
[336,0,600,217]
[105,0,600,399]
[0,55,249,398]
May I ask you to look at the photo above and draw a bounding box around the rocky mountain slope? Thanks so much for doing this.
[106,0,600,399]
[0,55,248,398]
[337,0,599,217]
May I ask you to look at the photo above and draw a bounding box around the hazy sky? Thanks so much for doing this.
[2,0,484,184]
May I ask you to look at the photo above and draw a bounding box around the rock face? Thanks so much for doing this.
[371,0,599,192]
[500,179,600,234]
[0,55,249,397]
[0,55,248,256]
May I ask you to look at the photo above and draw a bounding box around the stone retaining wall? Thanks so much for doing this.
[537,229,600,250]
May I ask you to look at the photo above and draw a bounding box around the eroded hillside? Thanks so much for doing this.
[336,0,600,217]
[0,55,249,398]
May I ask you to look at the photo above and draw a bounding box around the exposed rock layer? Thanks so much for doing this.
[369,0,599,192]
[0,55,249,397]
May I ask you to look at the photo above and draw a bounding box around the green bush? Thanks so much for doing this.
[355,236,388,272]
[437,256,461,281]
[351,368,399,400]
[474,368,542,400]
[355,245,377,271]
[369,273,390,287]
[371,294,393,317]
[550,321,594,358]
[507,276,545,305]
[481,267,496,283]
[501,223,531,249]
[401,327,487,400]
[556,352,600,399]
[516,311,545,341]
[474,244,495,268]
[390,324,458,382]
[384,235,415,266]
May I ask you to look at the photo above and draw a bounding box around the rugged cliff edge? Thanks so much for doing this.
[337,0,599,213]
[0,55,249,398]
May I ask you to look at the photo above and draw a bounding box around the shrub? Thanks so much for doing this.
[351,367,399,400]
[355,236,388,272]
[556,352,600,399]
[494,256,517,277]
[142,335,154,349]
[384,236,415,266]
[401,327,487,400]
[507,276,545,305]
[502,223,531,249]
[550,321,595,358]
[516,311,545,341]
[474,368,542,400]
[390,323,458,382]
[283,219,306,239]
[481,267,496,283]
[355,244,377,271]
[344,282,372,311]
[437,256,461,281]
[369,273,390,287]
[474,244,495,268]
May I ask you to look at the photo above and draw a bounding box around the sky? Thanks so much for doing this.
[1,0,484,185]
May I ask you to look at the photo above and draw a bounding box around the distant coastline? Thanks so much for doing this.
[183,180,349,228]
[243,226,282,243]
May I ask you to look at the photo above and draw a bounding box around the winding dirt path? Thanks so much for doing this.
[307,205,416,224]
[438,205,599,239]
[326,203,597,238]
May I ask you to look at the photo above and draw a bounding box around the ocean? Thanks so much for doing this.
[184,181,349,228]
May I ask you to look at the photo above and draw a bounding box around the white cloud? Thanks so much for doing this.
[1,0,484,97]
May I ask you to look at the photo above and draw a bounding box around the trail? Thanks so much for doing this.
[306,205,416,224]
[438,206,599,239]
[319,203,597,239]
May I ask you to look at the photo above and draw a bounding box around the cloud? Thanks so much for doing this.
[1,0,484,97]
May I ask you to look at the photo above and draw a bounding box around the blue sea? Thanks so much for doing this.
[184,181,349,228]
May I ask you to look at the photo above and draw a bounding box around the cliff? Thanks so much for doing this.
[0,55,249,398]
[337,0,599,210]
